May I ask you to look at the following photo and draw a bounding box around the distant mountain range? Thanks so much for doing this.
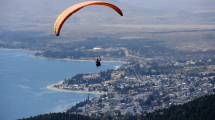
[119,0,215,11]
[0,0,214,31]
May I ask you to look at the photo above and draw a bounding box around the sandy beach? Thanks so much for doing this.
[47,81,106,94]
[30,54,127,63]
[0,48,42,52]
[114,65,122,70]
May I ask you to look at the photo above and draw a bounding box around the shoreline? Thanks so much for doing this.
[47,81,106,95]
[31,54,127,63]
[2,47,125,93]
[2,47,123,110]
[1,48,124,114]
[1,48,127,63]
[0,47,42,53]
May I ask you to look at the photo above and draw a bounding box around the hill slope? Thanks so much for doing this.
[141,94,215,120]
[19,94,215,120]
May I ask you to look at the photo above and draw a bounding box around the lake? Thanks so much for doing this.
[0,49,123,120]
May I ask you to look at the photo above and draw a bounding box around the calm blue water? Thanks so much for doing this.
[0,49,123,120]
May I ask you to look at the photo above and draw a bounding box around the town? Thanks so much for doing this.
[52,60,215,116]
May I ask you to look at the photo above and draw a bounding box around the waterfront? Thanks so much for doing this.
[0,49,123,120]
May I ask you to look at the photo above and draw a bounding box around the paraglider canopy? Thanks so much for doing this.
[54,1,123,36]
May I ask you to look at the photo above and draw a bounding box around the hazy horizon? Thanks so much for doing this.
[0,0,214,37]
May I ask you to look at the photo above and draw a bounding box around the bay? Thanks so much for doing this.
[0,49,123,120]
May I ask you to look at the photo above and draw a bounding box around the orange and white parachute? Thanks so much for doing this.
[54,1,123,36]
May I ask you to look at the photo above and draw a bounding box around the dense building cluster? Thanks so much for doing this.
[61,73,215,116]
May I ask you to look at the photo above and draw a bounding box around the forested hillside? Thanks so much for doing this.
[140,94,215,120]
[19,113,99,120]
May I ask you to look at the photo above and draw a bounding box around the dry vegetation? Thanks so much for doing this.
[1,22,215,51]
[1,0,215,52]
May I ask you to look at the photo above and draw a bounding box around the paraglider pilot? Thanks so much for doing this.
[95,56,101,68]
